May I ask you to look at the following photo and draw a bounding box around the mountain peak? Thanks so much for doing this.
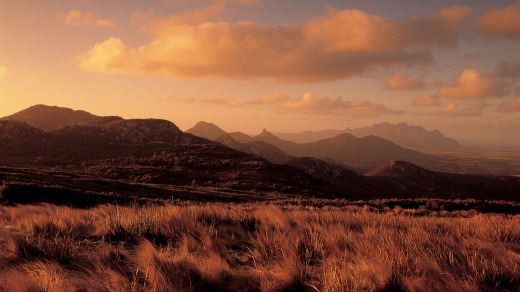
[259,128,271,135]
[186,121,227,141]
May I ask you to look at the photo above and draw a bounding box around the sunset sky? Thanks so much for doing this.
[1,0,519,147]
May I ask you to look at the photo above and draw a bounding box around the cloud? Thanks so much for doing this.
[160,94,235,105]
[0,65,7,78]
[495,60,520,79]
[385,74,425,90]
[162,91,402,117]
[476,1,520,38]
[281,93,404,117]
[248,92,290,104]
[159,94,196,103]
[497,97,520,112]
[78,6,470,81]
[411,94,439,107]
[437,69,507,100]
[433,103,483,117]
[304,6,471,53]
[59,10,115,28]
[151,0,261,26]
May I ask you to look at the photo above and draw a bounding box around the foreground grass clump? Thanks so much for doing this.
[0,202,519,291]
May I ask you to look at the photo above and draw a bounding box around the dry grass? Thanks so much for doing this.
[0,202,519,291]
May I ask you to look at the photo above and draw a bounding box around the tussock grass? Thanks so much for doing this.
[0,202,519,291]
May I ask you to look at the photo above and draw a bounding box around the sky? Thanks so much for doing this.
[1,0,519,147]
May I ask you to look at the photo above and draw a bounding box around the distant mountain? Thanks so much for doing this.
[0,104,98,131]
[365,160,520,200]
[228,132,255,143]
[252,129,300,151]
[274,122,461,150]
[344,123,461,150]
[216,134,293,164]
[273,129,345,144]
[186,121,228,141]
[250,130,437,171]
[189,124,439,171]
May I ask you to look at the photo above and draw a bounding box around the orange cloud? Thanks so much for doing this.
[411,94,439,107]
[305,6,471,53]
[385,74,425,91]
[437,69,507,100]
[497,97,520,112]
[434,103,482,116]
[151,0,261,26]
[282,93,403,117]
[159,94,196,103]
[59,10,115,28]
[160,94,235,105]
[78,6,470,81]
[248,92,290,104]
[476,1,520,38]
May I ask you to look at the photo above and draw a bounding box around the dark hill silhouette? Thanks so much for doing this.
[0,120,47,146]
[274,122,461,150]
[215,134,294,164]
[0,104,97,131]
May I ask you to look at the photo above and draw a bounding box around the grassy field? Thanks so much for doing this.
[0,202,519,291]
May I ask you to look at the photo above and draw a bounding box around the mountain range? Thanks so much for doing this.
[1,105,519,205]
[273,122,462,150]
[187,122,438,171]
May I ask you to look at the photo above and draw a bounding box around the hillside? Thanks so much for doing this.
[0,104,98,131]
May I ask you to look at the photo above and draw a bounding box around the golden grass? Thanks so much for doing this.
[0,202,519,291]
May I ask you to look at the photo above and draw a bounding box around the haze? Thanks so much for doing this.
[1,0,519,147]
